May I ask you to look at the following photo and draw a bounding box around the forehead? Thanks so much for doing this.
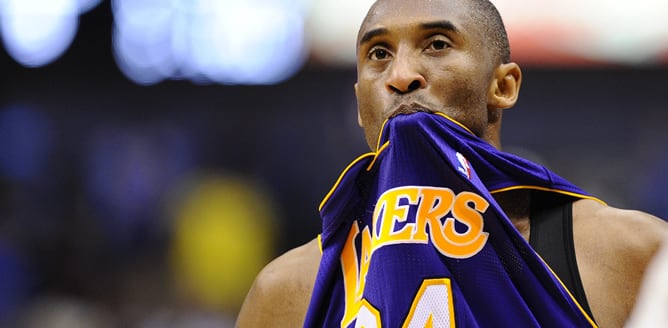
[359,0,476,40]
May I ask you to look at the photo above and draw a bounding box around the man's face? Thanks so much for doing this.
[355,0,497,150]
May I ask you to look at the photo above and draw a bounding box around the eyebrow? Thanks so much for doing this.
[359,27,388,46]
[421,20,459,34]
[359,20,460,47]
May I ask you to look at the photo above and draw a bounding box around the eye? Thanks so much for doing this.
[426,38,451,52]
[431,40,448,50]
[368,47,391,60]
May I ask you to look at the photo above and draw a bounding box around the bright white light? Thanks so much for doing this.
[564,0,668,64]
[190,1,306,84]
[306,0,375,66]
[112,26,173,85]
[0,0,79,67]
[76,0,102,13]
[111,0,175,85]
[477,0,668,65]
[111,0,308,85]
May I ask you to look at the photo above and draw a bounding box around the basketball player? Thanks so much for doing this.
[236,0,668,327]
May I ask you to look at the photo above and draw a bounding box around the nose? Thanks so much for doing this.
[386,53,426,94]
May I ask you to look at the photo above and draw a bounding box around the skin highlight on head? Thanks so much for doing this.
[354,0,521,151]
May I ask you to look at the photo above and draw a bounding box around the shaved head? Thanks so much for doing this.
[360,0,510,65]
[466,0,510,64]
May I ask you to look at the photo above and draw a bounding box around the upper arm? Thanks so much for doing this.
[236,238,321,328]
[575,201,667,274]
[598,208,667,268]
[573,200,668,327]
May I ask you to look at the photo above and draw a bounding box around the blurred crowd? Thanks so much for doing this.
[0,109,280,326]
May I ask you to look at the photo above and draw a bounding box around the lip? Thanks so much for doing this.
[388,103,433,119]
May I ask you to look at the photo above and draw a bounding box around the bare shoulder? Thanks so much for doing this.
[574,199,667,253]
[572,199,668,327]
[236,237,322,328]
[573,198,667,276]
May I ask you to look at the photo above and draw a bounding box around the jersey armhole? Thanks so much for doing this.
[530,194,596,323]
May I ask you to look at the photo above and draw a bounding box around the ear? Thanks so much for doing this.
[487,62,522,110]
[354,82,364,128]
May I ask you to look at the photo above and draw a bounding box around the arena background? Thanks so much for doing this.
[1,0,667,326]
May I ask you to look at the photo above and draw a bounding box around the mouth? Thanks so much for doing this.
[388,103,433,119]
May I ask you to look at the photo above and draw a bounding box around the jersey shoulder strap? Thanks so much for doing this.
[529,193,595,322]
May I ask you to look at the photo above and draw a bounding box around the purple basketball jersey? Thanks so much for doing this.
[304,112,599,327]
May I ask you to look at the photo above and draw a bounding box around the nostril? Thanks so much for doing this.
[408,80,421,91]
[387,76,425,94]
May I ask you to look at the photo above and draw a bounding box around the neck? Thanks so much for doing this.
[482,111,503,150]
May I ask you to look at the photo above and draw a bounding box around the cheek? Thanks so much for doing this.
[452,81,485,111]
[433,70,489,134]
[356,82,385,148]
[356,82,384,123]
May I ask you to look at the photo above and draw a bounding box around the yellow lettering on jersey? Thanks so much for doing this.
[341,221,360,311]
[373,187,422,246]
[341,222,380,327]
[445,191,489,250]
[340,186,489,327]
[358,225,373,300]
[372,186,489,258]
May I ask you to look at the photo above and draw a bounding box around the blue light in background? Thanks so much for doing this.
[0,241,32,323]
[0,0,101,67]
[112,0,309,85]
[83,124,195,250]
[0,105,53,183]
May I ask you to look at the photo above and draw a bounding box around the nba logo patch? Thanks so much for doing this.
[456,152,472,179]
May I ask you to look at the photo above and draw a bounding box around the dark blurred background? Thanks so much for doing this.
[1,0,667,327]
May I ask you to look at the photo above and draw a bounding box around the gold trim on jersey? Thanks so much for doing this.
[534,252,599,328]
[490,185,607,206]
